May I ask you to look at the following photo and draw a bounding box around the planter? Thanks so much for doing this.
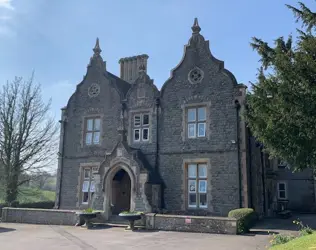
[76,212,100,229]
[118,213,142,231]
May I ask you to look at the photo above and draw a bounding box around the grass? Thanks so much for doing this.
[271,233,316,250]
[0,186,55,204]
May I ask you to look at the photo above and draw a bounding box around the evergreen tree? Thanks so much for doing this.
[246,2,316,171]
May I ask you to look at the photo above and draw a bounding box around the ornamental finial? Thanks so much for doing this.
[93,37,102,55]
[191,18,201,34]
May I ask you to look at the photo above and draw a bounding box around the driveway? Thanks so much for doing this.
[1,214,315,250]
[0,223,270,250]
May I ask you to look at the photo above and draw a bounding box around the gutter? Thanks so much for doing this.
[235,100,242,208]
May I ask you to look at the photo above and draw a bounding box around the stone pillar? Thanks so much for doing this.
[91,173,103,211]
[152,184,161,212]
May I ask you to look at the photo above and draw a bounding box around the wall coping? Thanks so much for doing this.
[145,213,237,221]
[2,207,79,213]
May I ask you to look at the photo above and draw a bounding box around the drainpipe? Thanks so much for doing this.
[247,128,253,209]
[55,108,66,209]
[235,100,242,208]
[259,146,267,215]
[155,97,164,209]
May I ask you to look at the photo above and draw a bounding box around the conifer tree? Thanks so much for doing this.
[246,2,316,171]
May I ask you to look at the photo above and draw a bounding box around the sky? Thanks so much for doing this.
[0,0,314,120]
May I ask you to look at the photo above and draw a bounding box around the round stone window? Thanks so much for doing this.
[188,67,204,84]
[88,83,100,97]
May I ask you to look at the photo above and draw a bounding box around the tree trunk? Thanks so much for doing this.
[5,173,19,204]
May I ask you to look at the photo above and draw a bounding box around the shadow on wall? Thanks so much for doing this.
[0,227,16,233]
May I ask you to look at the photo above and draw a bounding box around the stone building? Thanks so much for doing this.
[54,18,316,219]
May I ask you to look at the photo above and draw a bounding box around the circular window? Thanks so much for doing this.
[188,67,204,84]
[88,83,100,97]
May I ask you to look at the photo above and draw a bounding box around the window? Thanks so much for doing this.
[81,167,95,205]
[187,107,206,138]
[85,117,101,145]
[277,182,287,200]
[133,113,150,142]
[187,163,208,208]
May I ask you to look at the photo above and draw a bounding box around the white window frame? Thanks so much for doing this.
[132,113,150,143]
[187,107,206,139]
[85,117,101,145]
[277,181,287,200]
[187,163,208,209]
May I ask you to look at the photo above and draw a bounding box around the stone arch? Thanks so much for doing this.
[103,162,137,220]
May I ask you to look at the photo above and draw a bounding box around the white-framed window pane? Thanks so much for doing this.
[87,119,93,131]
[188,193,197,207]
[134,129,140,141]
[85,132,93,145]
[82,192,89,203]
[93,132,100,144]
[143,114,149,125]
[199,194,207,208]
[94,118,101,130]
[84,169,90,179]
[198,164,207,178]
[278,183,285,191]
[188,164,197,178]
[90,181,95,192]
[198,107,206,121]
[188,124,196,138]
[279,191,286,199]
[198,123,206,137]
[134,115,141,126]
[142,128,149,141]
[188,108,196,122]
[188,180,196,193]
[82,180,90,192]
[199,180,207,193]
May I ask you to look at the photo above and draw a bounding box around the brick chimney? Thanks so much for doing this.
[119,54,149,83]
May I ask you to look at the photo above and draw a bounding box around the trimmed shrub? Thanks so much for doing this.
[17,201,55,209]
[228,208,257,234]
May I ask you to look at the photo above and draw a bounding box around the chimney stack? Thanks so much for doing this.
[119,54,149,83]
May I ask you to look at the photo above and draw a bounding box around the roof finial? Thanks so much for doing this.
[191,18,201,34]
[93,37,101,55]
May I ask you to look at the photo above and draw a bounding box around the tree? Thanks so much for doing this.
[246,2,316,171]
[0,74,58,204]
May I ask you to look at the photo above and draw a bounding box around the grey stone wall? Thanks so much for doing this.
[145,213,237,234]
[2,208,78,225]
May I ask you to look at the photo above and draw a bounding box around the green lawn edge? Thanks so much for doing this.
[271,233,316,250]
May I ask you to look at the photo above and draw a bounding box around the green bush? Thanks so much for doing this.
[17,201,55,209]
[228,208,257,234]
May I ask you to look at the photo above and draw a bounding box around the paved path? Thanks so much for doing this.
[0,223,270,250]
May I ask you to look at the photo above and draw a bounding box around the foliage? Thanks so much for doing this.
[0,74,58,204]
[270,233,316,249]
[17,201,55,209]
[269,219,315,248]
[293,219,314,236]
[0,186,55,204]
[228,208,257,234]
[270,233,296,247]
[119,211,144,215]
[81,208,103,214]
[245,2,316,171]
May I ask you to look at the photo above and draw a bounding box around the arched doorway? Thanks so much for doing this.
[111,169,131,214]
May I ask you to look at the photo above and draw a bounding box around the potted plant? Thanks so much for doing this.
[118,211,144,231]
[76,208,102,229]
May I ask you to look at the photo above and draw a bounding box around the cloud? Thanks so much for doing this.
[0,0,14,10]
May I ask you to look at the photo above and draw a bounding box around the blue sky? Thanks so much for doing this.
[0,0,314,119]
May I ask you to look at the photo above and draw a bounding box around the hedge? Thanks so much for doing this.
[228,208,257,234]
[1,201,54,209]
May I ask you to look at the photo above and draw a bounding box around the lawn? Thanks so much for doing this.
[0,186,55,204]
[271,233,316,250]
